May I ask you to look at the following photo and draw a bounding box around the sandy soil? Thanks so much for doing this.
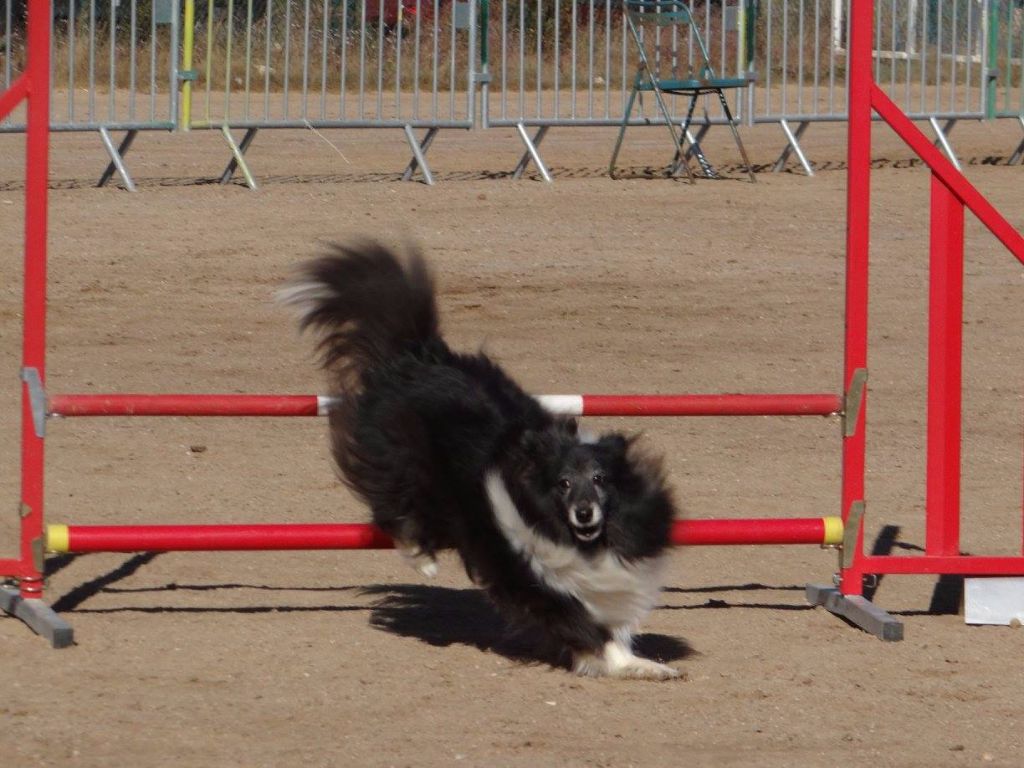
[1,118,1023,768]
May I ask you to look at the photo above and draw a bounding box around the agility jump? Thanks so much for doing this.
[2,0,1023,648]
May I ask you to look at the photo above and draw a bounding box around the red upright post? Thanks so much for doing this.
[0,0,71,648]
[18,0,52,599]
[839,0,874,596]
[925,174,965,556]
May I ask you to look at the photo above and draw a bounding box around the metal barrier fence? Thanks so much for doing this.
[481,0,755,128]
[760,0,994,123]
[755,0,1024,173]
[1,0,179,131]
[183,0,476,129]
[2,0,1022,170]
[989,0,1024,118]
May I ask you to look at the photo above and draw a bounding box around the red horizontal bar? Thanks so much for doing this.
[51,518,840,554]
[60,523,396,552]
[47,393,843,418]
[581,394,842,417]
[673,517,838,546]
[49,394,324,417]
[859,555,1024,577]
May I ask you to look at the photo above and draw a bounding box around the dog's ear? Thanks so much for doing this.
[595,432,632,457]
[521,420,574,455]
[515,429,553,481]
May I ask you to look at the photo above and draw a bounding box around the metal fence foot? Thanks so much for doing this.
[402,127,439,182]
[513,124,552,182]
[97,127,138,191]
[773,120,813,176]
[1009,116,1024,166]
[0,586,74,648]
[219,126,258,189]
[402,125,436,185]
[806,584,904,641]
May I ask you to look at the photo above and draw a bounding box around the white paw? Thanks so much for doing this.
[612,657,682,681]
[398,545,439,578]
[416,558,439,578]
[574,641,683,681]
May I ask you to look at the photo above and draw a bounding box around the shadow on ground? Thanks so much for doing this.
[364,582,695,671]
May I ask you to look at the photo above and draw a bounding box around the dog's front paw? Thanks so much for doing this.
[614,657,683,681]
[573,647,684,681]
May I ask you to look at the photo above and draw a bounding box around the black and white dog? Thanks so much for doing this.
[282,241,680,679]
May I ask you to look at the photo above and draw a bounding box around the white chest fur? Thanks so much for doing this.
[484,470,666,630]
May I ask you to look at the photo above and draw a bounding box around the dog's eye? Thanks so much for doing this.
[557,478,571,491]
[592,473,605,487]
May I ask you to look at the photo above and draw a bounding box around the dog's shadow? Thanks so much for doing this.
[363,583,695,671]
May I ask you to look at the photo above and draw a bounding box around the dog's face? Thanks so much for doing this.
[554,448,610,544]
[517,422,632,548]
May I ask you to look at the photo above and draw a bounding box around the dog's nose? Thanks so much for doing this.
[574,506,594,525]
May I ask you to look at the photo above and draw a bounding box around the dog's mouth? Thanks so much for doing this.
[568,504,604,543]
[571,522,603,543]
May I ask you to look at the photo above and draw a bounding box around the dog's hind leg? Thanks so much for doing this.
[385,515,440,579]
[397,543,439,578]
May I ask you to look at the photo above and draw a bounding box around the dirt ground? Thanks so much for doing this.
[1,117,1023,768]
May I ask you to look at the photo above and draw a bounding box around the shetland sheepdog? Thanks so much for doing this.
[282,241,680,679]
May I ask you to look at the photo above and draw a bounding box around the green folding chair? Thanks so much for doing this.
[609,0,756,182]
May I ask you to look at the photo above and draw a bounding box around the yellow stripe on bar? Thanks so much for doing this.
[46,523,70,553]
[822,516,844,546]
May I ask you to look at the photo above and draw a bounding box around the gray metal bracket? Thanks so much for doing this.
[843,367,868,438]
[1009,116,1024,166]
[929,117,960,171]
[21,367,47,438]
[97,127,138,192]
[219,126,258,189]
[773,119,814,176]
[402,125,436,186]
[0,586,74,648]
[402,127,439,183]
[806,584,904,641]
[513,123,553,183]
[842,501,866,569]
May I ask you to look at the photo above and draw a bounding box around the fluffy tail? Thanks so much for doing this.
[280,241,440,392]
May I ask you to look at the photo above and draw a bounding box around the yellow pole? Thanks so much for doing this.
[180,0,195,130]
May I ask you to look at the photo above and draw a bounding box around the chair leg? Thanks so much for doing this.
[672,94,718,179]
[716,89,756,182]
[647,85,695,183]
[609,85,641,179]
